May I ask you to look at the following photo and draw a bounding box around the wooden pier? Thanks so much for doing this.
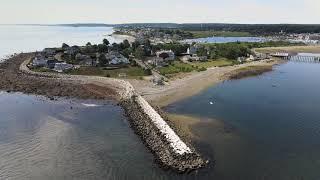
[271,52,320,63]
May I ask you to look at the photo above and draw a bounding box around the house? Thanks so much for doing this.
[156,50,175,61]
[64,46,81,56]
[149,57,168,67]
[43,48,56,57]
[181,55,207,62]
[46,57,59,69]
[32,54,47,67]
[53,63,74,73]
[246,55,255,61]
[105,51,130,65]
[75,53,95,66]
[187,46,198,55]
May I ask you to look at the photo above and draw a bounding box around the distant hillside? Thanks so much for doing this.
[26,23,320,34]
[115,23,320,34]
[56,23,114,27]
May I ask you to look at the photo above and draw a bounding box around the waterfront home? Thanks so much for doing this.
[75,53,96,66]
[181,55,207,62]
[46,58,59,69]
[156,50,175,61]
[64,46,81,56]
[32,54,47,67]
[43,48,57,57]
[53,62,73,73]
[106,51,130,65]
[149,57,168,67]
[187,46,198,55]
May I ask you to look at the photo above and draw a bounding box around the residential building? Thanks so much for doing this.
[32,54,47,67]
[156,50,175,61]
[106,51,130,65]
[53,63,74,73]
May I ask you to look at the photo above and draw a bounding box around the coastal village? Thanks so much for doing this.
[29,30,274,86]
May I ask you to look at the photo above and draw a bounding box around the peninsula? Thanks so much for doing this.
[1,30,319,173]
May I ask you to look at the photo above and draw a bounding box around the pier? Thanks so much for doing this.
[271,52,320,63]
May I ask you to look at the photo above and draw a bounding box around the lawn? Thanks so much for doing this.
[158,61,197,75]
[68,66,149,79]
[187,31,252,38]
[190,59,236,68]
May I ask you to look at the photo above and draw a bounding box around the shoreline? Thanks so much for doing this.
[129,59,282,107]
[110,34,136,43]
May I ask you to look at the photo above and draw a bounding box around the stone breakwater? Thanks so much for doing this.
[117,80,207,172]
[121,96,207,172]
[18,55,207,172]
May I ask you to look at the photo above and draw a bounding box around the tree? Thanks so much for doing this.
[122,39,131,49]
[197,46,208,57]
[86,42,92,46]
[62,43,69,49]
[103,39,110,46]
[98,54,108,66]
[134,46,146,59]
[97,44,108,53]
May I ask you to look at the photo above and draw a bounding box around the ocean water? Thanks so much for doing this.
[167,60,320,179]
[0,25,121,59]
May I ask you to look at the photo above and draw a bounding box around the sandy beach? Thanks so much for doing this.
[110,34,136,43]
[128,59,281,107]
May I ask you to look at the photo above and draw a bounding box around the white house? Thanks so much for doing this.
[53,63,73,73]
[32,54,47,67]
[156,50,175,61]
[106,51,130,65]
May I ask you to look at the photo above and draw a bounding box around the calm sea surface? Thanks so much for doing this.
[0,25,121,59]
[167,60,320,180]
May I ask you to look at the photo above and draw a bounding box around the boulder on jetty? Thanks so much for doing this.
[121,95,207,173]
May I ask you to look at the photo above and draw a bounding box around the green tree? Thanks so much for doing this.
[97,44,108,53]
[98,54,108,66]
[123,39,131,49]
[86,42,92,46]
[103,39,110,46]
[134,46,146,59]
[196,46,208,57]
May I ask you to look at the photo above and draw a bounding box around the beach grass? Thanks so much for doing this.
[158,61,197,75]
[255,45,320,54]
[190,59,235,68]
[69,66,148,79]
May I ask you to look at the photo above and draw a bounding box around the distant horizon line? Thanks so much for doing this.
[1,23,320,26]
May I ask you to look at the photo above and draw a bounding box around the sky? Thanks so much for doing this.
[1,0,319,24]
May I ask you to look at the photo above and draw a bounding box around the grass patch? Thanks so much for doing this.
[158,61,197,75]
[30,67,53,73]
[229,65,272,79]
[68,66,149,79]
[187,31,252,38]
[190,59,235,68]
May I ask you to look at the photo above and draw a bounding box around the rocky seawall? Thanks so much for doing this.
[121,96,207,173]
